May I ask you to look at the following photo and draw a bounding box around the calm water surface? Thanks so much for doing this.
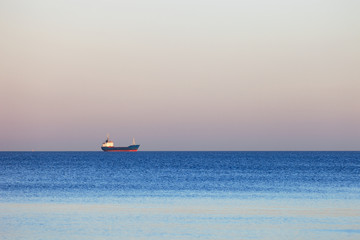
[1,151,360,239]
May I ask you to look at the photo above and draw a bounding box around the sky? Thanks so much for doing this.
[0,0,359,151]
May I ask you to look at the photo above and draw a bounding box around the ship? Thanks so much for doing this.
[101,135,140,152]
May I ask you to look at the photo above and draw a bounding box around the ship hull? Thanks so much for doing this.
[101,145,140,152]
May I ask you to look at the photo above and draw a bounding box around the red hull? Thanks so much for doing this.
[103,149,138,152]
[101,144,140,152]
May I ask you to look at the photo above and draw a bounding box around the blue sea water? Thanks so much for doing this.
[1,151,360,239]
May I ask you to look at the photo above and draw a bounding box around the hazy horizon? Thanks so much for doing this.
[1,0,359,151]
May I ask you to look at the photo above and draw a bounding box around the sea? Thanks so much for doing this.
[1,151,359,240]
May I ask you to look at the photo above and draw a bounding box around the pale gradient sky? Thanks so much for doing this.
[1,0,359,151]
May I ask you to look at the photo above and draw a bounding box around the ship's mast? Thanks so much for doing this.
[107,133,109,142]
[132,137,136,145]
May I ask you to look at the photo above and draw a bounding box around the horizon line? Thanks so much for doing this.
[1,150,359,152]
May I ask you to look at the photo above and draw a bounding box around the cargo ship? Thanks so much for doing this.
[101,135,140,152]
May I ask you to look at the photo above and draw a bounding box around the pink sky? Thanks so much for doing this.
[0,0,359,150]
